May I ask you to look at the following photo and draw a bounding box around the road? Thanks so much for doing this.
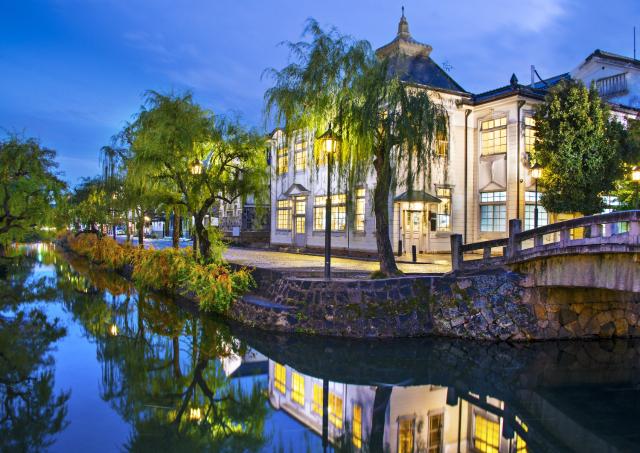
[118,237,451,274]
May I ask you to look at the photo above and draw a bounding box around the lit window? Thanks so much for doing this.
[353,403,362,449]
[313,194,346,231]
[276,200,291,230]
[398,418,415,453]
[480,191,506,232]
[436,188,451,232]
[274,363,286,394]
[355,189,365,232]
[276,146,288,175]
[312,384,323,415]
[473,413,500,453]
[329,392,343,429]
[524,191,548,230]
[428,413,443,453]
[291,372,305,406]
[295,216,305,234]
[436,130,448,157]
[481,117,507,155]
[524,117,536,153]
[294,141,307,172]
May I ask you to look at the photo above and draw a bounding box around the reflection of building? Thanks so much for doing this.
[269,13,640,256]
[267,360,529,452]
[220,347,268,379]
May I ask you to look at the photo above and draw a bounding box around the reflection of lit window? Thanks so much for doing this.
[274,363,286,394]
[312,384,323,415]
[276,200,291,230]
[481,117,507,155]
[398,418,415,453]
[515,419,528,452]
[473,413,500,453]
[436,187,451,232]
[329,392,343,429]
[353,403,362,449]
[276,146,288,175]
[428,412,443,453]
[355,189,365,232]
[291,372,305,406]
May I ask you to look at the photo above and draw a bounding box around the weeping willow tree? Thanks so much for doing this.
[264,20,447,275]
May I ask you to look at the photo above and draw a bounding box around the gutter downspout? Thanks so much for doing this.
[464,109,472,244]
[516,100,526,220]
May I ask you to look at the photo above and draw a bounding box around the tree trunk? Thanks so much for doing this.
[172,213,180,249]
[194,213,210,261]
[137,213,144,248]
[112,218,117,240]
[172,336,182,378]
[164,211,170,238]
[373,150,400,276]
[125,213,131,243]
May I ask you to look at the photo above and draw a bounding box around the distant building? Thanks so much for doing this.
[268,13,640,256]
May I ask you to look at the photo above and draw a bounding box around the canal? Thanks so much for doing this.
[2,244,640,452]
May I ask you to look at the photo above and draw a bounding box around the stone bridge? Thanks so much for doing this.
[451,210,640,293]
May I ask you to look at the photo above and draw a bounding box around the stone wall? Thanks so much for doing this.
[230,266,640,341]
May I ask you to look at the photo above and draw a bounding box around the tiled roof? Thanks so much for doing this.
[386,52,468,94]
[584,49,640,68]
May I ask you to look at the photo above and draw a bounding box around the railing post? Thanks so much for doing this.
[604,222,615,237]
[534,234,543,248]
[483,246,491,261]
[450,234,463,271]
[560,227,570,245]
[590,223,602,238]
[507,219,522,260]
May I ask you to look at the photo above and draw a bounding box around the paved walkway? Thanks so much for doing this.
[119,237,451,274]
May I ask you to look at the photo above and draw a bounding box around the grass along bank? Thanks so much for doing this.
[59,232,253,314]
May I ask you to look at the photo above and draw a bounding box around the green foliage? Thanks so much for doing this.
[533,80,626,215]
[612,119,640,209]
[125,91,268,261]
[0,135,66,250]
[63,231,253,314]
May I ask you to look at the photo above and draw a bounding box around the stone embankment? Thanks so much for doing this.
[230,265,640,341]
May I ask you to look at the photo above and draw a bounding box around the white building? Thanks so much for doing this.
[269,13,640,256]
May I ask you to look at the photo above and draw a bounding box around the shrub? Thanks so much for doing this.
[187,264,254,314]
[131,247,193,292]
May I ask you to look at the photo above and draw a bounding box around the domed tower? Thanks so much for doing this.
[375,9,466,94]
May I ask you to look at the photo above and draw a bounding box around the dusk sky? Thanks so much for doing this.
[1,0,638,185]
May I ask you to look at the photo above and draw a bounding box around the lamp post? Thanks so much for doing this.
[318,124,339,280]
[190,159,203,175]
[531,163,543,229]
[632,165,640,210]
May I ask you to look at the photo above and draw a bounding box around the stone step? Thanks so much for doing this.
[241,294,293,313]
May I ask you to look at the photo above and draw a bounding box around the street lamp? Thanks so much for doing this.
[531,163,543,229]
[190,159,203,175]
[317,123,340,280]
[632,165,640,209]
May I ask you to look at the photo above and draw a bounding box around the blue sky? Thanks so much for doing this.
[1,0,639,185]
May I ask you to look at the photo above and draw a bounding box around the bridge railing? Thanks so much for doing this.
[451,210,640,271]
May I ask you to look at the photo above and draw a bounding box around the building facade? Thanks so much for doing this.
[269,14,640,256]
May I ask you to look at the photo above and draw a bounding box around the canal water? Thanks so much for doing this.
[2,244,640,452]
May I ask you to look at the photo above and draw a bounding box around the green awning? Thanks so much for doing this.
[393,190,442,203]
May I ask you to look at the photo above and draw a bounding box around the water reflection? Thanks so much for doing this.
[3,245,640,452]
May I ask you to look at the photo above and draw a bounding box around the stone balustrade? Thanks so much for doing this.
[451,210,640,271]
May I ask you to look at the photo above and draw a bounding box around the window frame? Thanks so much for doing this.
[435,187,452,232]
[524,191,548,230]
[352,403,363,449]
[472,410,501,453]
[313,194,347,232]
[276,145,289,175]
[294,140,307,172]
[479,191,507,233]
[276,199,292,231]
[328,391,343,429]
[354,188,366,232]
[274,363,286,394]
[480,117,508,156]
[291,372,305,406]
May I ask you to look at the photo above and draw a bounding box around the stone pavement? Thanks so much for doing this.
[118,237,451,274]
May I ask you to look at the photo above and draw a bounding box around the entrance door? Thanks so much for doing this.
[404,210,423,254]
[293,197,307,247]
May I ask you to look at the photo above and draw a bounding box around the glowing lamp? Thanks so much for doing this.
[530,163,543,180]
[632,165,640,182]
[109,324,119,336]
[190,159,203,175]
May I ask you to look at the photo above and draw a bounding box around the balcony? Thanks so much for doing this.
[595,73,627,98]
